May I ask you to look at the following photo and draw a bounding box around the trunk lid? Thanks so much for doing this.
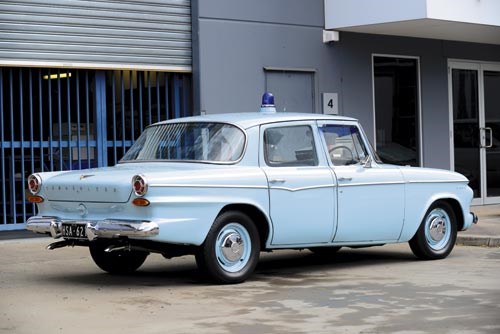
[43,167,137,203]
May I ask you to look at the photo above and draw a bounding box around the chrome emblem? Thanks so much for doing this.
[78,203,88,218]
[80,174,94,180]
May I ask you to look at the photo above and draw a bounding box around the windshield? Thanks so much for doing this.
[120,122,246,163]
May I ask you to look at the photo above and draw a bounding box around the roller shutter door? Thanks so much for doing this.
[0,0,191,71]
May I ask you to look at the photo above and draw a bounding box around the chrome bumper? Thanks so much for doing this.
[26,216,159,241]
[471,212,479,224]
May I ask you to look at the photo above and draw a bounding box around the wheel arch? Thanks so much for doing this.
[413,196,464,239]
[437,198,464,231]
[218,203,272,250]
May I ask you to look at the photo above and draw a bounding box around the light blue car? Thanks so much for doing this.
[27,94,477,284]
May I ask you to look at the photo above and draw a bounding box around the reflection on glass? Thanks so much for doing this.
[485,71,500,197]
[374,57,419,166]
[452,69,481,198]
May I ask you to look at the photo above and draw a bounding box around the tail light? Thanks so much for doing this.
[132,174,148,197]
[27,174,42,195]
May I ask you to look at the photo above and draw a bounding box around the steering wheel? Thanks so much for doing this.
[329,145,355,163]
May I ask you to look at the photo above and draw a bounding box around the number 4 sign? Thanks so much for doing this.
[322,93,338,115]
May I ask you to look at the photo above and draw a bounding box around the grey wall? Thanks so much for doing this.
[193,0,339,115]
[336,33,500,169]
[192,0,500,170]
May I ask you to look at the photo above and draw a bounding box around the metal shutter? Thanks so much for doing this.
[0,0,191,71]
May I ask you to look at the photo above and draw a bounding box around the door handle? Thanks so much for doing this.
[480,127,493,148]
[485,127,493,148]
[338,177,352,182]
[269,179,286,184]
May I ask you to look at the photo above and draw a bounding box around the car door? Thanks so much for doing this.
[318,121,405,242]
[260,121,336,245]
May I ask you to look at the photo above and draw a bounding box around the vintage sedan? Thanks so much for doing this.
[26,94,477,284]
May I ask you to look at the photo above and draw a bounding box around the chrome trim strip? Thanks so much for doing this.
[406,180,467,184]
[149,184,268,190]
[270,184,336,192]
[338,181,405,187]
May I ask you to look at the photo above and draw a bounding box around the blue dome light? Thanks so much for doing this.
[260,92,276,113]
[261,92,275,106]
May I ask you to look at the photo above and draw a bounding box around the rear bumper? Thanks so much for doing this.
[26,216,159,241]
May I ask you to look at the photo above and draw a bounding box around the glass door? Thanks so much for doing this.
[449,62,500,205]
[483,67,500,202]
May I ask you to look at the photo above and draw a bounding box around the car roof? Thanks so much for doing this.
[155,112,358,129]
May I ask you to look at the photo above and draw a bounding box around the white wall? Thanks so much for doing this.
[325,0,500,29]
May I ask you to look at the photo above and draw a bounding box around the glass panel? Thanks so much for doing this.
[320,125,368,166]
[452,69,481,198]
[264,125,318,167]
[121,122,245,163]
[374,57,419,166]
[484,70,500,197]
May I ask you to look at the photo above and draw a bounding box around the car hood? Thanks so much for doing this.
[396,165,469,183]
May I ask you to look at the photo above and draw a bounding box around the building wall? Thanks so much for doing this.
[336,32,500,169]
[193,1,500,170]
[193,0,339,115]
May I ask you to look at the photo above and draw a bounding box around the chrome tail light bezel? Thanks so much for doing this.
[28,173,42,195]
[132,174,148,197]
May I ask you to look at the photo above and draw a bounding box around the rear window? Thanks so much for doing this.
[120,122,246,163]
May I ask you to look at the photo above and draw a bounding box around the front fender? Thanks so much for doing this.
[399,183,473,241]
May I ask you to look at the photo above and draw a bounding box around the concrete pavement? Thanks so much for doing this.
[1,241,499,334]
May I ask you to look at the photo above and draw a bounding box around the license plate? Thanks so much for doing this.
[61,223,88,239]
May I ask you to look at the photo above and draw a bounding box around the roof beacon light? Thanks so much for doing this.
[260,92,276,113]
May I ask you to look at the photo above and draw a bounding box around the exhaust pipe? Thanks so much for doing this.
[46,240,73,250]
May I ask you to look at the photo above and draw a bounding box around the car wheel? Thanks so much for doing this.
[195,211,260,284]
[309,246,342,256]
[409,201,457,260]
[89,241,149,274]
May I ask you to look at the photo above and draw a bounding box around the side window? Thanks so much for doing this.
[264,125,318,167]
[321,125,369,166]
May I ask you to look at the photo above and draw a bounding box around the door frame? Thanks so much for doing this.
[371,54,423,166]
[448,59,500,205]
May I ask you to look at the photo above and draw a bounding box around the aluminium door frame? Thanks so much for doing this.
[448,59,500,205]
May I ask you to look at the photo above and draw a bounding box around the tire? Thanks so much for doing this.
[309,246,342,257]
[195,211,260,284]
[409,201,457,260]
[89,241,149,274]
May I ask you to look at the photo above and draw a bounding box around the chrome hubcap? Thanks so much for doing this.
[424,208,451,251]
[215,223,251,273]
[429,217,446,241]
[221,233,244,262]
